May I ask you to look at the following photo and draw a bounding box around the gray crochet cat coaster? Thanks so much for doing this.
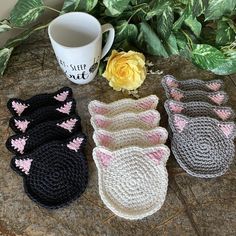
[162,75,224,91]
[165,87,228,105]
[169,114,236,178]
[165,100,235,121]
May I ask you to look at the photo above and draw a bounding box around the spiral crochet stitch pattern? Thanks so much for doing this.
[162,75,223,92]
[165,100,235,121]
[93,146,170,220]
[169,114,236,178]
[7,87,73,116]
[6,115,81,155]
[11,134,88,209]
[91,110,161,132]
[9,99,76,133]
[88,95,159,117]
[93,127,168,150]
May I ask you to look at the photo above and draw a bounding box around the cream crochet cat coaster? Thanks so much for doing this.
[162,75,223,92]
[93,146,170,220]
[165,88,228,105]
[91,110,161,131]
[169,114,236,178]
[88,95,159,117]
[165,100,235,121]
[93,127,168,150]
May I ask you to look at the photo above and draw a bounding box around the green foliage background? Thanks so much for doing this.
[0,0,236,76]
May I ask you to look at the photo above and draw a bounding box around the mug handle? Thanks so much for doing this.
[101,23,115,59]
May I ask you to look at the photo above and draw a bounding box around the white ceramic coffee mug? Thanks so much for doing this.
[48,12,115,84]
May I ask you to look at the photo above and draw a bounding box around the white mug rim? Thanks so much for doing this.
[48,12,102,49]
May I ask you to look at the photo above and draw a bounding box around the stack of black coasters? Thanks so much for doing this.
[6,87,88,209]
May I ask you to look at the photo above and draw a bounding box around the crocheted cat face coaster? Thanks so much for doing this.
[7,87,73,116]
[93,127,168,150]
[166,88,228,105]
[9,99,76,133]
[11,134,87,209]
[91,110,160,132]
[165,100,235,121]
[6,115,81,155]
[162,75,223,92]
[88,95,159,117]
[169,114,236,178]
[93,146,170,220]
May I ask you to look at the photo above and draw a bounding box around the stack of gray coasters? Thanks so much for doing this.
[162,75,236,178]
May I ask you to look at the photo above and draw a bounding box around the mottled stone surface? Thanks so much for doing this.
[0,29,236,236]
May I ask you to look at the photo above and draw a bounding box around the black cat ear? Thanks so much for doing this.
[56,99,75,115]
[53,87,73,101]
[66,133,86,152]
[7,98,29,116]
[13,118,30,133]
[56,116,80,132]
[13,157,33,175]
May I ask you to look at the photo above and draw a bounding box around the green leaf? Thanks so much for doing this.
[115,20,138,43]
[173,7,190,31]
[191,44,226,70]
[184,15,202,37]
[190,0,209,17]
[165,33,179,55]
[211,50,236,75]
[10,0,44,27]
[145,0,170,20]
[77,0,98,12]
[137,22,168,57]
[0,20,12,33]
[0,48,14,76]
[61,0,81,14]
[156,6,174,40]
[103,0,130,16]
[205,0,236,20]
[216,20,235,45]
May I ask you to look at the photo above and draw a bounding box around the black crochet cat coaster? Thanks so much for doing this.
[6,115,81,155]
[11,133,88,209]
[7,87,73,116]
[9,99,76,134]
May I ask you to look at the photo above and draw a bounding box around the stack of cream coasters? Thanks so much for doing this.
[89,95,170,220]
[162,75,236,178]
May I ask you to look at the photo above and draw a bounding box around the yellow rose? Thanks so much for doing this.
[102,50,147,91]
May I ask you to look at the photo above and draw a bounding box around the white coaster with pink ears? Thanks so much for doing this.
[89,95,170,219]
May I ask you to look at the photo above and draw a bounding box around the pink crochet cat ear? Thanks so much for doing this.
[67,137,84,152]
[11,100,29,116]
[57,118,78,132]
[93,117,112,128]
[146,128,168,144]
[170,89,184,101]
[138,111,160,126]
[14,119,30,133]
[56,101,73,114]
[165,76,179,88]
[206,82,222,91]
[146,147,170,165]
[93,148,113,168]
[11,136,28,154]
[15,158,32,175]
[95,131,113,146]
[208,93,225,105]
[54,88,70,101]
[89,102,109,115]
[173,115,189,133]
[137,95,159,109]
[213,108,233,121]
[217,123,236,138]
[168,101,184,113]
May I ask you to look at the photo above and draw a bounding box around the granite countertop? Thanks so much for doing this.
[0,30,236,236]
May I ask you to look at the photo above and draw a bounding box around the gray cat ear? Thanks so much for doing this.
[164,75,179,88]
[213,108,233,121]
[217,122,236,139]
[206,81,222,91]
[172,114,189,133]
[168,100,184,114]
